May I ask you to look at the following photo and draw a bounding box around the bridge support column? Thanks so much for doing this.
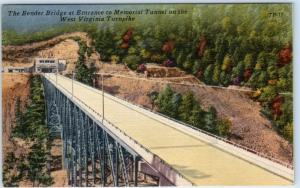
[134,156,139,186]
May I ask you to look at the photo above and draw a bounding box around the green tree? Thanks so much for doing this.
[179,92,196,122]
[75,40,96,86]
[222,54,233,72]
[283,123,293,143]
[204,64,214,84]
[259,86,277,103]
[27,142,51,186]
[148,91,159,109]
[123,55,141,70]
[244,54,254,69]
[217,118,232,137]
[203,106,217,133]
[189,103,205,128]
[155,85,178,118]
[212,64,221,85]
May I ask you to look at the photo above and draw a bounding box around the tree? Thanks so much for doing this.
[189,103,205,128]
[222,54,233,72]
[217,118,232,137]
[231,61,245,85]
[283,123,293,143]
[171,93,182,118]
[221,16,233,33]
[203,106,217,133]
[123,55,141,70]
[259,86,277,103]
[179,92,196,122]
[27,142,51,186]
[148,91,159,110]
[94,29,116,61]
[3,152,20,187]
[111,55,120,64]
[75,61,93,85]
[257,71,268,88]
[204,64,214,84]
[244,54,254,69]
[212,64,221,85]
[220,71,231,86]
[75,40,96,86]
[155,85,178,118]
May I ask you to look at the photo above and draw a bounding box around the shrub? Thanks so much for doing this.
[123,55,141,70]
[217,118,232,137]
[283,123,293,143]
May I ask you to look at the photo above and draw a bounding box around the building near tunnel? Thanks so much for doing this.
[35,58,66,73]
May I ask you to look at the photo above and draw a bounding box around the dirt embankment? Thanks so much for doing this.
[2,73,31,157]
[2,32,90,60]
[99,75,293,165]
[2,32,98,73]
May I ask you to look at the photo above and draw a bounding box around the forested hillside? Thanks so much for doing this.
[2,4,293,142]
[88,4,293,142]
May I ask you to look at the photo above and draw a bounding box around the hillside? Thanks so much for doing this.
[2,73,31,157]
[2,32,292,167]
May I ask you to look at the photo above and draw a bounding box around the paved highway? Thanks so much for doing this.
[45,74,292,185]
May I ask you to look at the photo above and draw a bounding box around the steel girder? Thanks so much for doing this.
[42,77,140,187]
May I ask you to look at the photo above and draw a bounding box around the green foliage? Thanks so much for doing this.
[75,39,97,85]
[93,28,117,61]
[212,64,221,85]
[179,92,196,122]
[123,55,141,70]
[222,55,233,72]
[204,64,214,84]
[12,76,47,140]
[283,123,293,143]
[189,103,205,128]
[27,143,52,186]
[7,75,54,186]
[244,54,254,69]
[259,86,277,103]
[3,4,292,142]
[155,85,179,118]
[203,106,218,133]
[217,118,232,137]
[3,152,21,187]
[3,23,97,46]
[155,86,231,137]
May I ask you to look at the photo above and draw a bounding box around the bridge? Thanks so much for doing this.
[42,73,293,186]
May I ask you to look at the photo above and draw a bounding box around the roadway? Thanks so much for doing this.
[45,73,293,185]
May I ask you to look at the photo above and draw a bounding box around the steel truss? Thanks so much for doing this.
[43,77,140,187]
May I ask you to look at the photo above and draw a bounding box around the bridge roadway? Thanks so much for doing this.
[45,73,292,185]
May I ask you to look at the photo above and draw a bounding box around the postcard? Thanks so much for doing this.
[1,3,293,187]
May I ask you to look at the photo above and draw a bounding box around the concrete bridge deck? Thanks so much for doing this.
[45,73,293,185]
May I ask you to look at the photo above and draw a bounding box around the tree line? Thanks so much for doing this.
[87,4,292,143]
[72,37,97,86]
[3,75,53,187]
[151,85,231,137]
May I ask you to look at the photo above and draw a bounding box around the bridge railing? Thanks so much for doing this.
[44,74,194,185]
[48,73,293,170]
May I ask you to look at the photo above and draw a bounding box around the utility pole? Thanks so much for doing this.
[56,66,58,86]
[102,73,104,123]
[72,71,74,99]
